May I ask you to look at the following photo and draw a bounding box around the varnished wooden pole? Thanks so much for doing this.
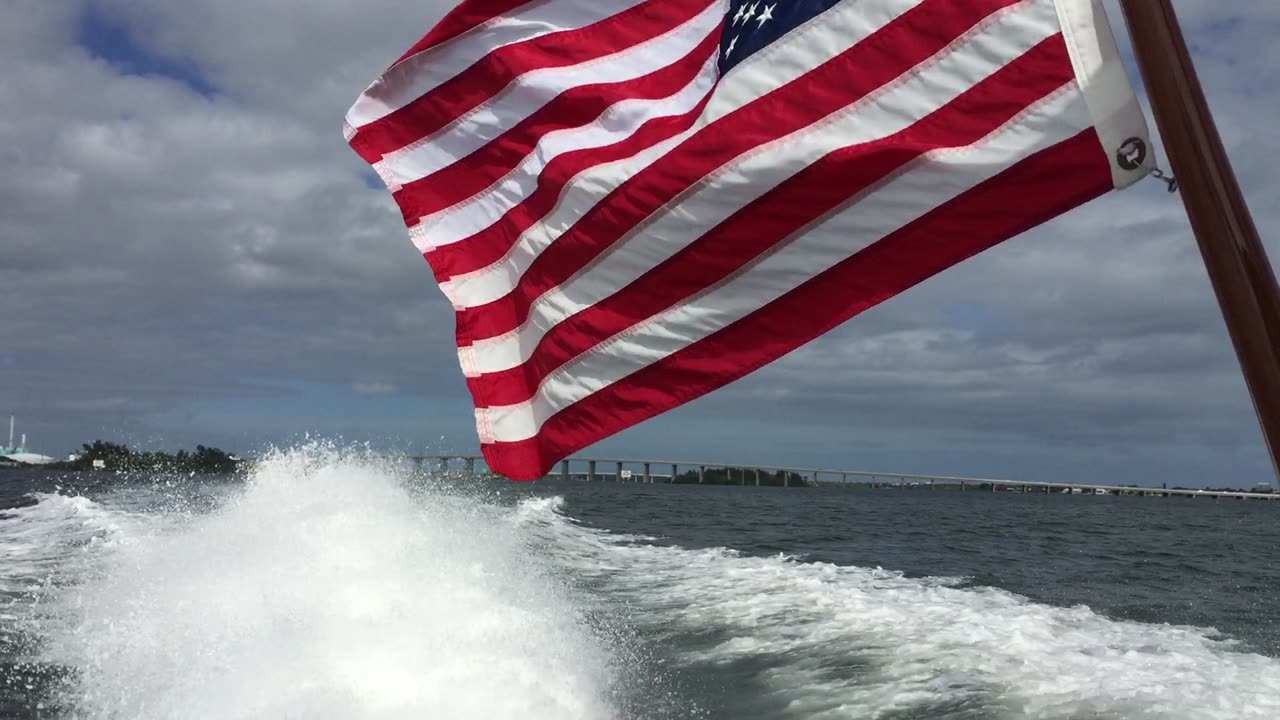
[1119,0,1280,481]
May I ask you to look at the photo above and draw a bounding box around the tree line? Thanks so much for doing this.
[57,440,242,474]
[672,467,809,487]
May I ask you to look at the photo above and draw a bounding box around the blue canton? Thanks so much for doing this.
[717,0,846,74]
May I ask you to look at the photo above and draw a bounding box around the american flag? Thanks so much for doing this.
[345,0,1153,481]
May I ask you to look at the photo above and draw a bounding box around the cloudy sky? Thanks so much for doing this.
[3,0,1278,486]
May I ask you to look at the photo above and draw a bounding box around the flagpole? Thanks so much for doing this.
[1117,0,1280,481]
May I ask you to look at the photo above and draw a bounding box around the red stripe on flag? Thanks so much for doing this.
[391,0,534,66]
[422,92,715,282]
[431,0,1014,285]
[393,29,722,226]
[453,0,1022,344]
[481,128,1113,480]
[465,34,1075,408]
[350,0,715,163]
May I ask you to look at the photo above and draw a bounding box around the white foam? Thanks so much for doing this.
[516,497,1280,720]
[33,446,616,720]
[0,492,140,597]
[9,451,1279,719]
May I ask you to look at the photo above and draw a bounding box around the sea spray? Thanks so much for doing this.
[39,445,616,720]
[7,448,1280,719]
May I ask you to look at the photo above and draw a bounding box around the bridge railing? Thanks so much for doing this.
[382,454,1277,500]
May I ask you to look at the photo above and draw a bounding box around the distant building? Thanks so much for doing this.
[1,416,56,466]
[1253,482,1274,494]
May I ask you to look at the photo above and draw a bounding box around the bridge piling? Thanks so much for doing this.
[391,454,1277,502]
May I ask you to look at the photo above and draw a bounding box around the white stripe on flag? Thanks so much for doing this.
[345,0,653,129]
[374,1,727,190]
[478,85,1091,443]
[419,0,929,272]
[405,54,720,255]
[708,0,925,114]
[411,117,702,256]
[445,0,1059,317]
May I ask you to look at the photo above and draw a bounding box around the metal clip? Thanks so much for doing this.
[1150,167,1178,194]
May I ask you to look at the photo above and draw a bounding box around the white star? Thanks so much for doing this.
[732,4,746,26]
[725,34,739,57]
[756,3,775,28]
[742,2,757,24]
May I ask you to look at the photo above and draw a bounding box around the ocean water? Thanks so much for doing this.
[1,446,1278,719]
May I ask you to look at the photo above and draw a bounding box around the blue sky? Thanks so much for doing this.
[2,0,1279,486]
[76,6,218,97]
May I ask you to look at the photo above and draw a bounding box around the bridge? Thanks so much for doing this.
[389,454,1278,502]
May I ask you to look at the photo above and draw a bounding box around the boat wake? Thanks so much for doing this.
[2,446,1278,719]
[3,447,615,720]
[517,495,1280,719]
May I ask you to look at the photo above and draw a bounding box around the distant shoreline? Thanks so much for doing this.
[46,440,243,475]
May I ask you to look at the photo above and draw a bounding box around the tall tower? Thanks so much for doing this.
[7,416,12,452]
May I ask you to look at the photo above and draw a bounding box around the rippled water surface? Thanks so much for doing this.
[2,448,1277,718]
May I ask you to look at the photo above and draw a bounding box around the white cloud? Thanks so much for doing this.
[1,0,1277,483]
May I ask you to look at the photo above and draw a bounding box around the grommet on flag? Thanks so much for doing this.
[1116,136,1148,171]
